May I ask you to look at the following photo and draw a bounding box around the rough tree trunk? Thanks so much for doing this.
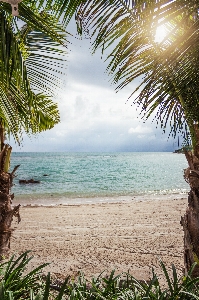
[181,124,199,276]
[0,137,20,259]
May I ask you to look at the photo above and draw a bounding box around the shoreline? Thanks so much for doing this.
[11,197,188,281]
[12,192,188,207]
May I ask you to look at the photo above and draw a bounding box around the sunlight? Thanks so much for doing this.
[154,24,168,43]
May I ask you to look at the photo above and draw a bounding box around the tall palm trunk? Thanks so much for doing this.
[0,124,20,259]
[181,124,199,276]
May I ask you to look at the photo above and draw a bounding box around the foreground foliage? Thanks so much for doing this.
[0,0,88,141]
[76,0,199,143]
[1,252,199,299]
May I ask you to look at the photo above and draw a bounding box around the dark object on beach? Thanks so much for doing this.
[19,179,40,184]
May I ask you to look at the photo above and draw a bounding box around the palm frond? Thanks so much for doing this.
[76,0,199,140]
[0,11,60,143]
[25,30,67,96]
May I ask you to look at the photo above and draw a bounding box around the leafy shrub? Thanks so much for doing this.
[1,251,199,299]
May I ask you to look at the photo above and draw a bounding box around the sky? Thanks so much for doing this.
[10,20,179,152]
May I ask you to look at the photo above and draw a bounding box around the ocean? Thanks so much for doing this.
[10,152,189,206]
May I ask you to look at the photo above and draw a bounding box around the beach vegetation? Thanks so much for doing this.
[73,1,199,277]
[1,251,199,299]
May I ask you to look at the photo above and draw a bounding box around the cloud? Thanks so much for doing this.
[9,20,177,153]
[128,125,153,134]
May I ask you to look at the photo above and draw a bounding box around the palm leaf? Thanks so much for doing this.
[75,0,199,140]
[0,10,60,142]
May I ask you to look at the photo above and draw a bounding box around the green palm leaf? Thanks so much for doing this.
[0,10,60,142]
[75,0,199,141]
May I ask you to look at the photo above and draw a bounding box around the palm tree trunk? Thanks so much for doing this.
[181,124,199,276]
[0,125,20,259]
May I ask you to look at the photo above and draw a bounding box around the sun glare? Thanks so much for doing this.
[154,24,168,43]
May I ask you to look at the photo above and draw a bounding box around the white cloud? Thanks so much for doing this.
[9,20,176,152]
[128,125,153,134]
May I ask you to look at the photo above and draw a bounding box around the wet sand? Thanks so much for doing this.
[11,198,187,281]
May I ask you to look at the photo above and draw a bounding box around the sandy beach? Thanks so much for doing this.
[11,198,187,282]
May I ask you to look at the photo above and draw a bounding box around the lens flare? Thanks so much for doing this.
[154,25,168,43]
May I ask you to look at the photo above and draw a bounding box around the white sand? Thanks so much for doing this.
[11,198,187,281]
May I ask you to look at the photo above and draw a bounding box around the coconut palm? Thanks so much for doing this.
[0,0,87,141]
[0,0,88,258]
[74,0,199,275]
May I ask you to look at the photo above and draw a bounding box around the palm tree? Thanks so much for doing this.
[0,0,87,258]
[74,0,199,276]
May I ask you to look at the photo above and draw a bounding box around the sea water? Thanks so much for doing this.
[10,152,189,206]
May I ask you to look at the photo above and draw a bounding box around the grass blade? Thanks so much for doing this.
[55,276,70,300]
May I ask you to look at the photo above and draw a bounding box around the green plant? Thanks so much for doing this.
[2,252,199,299]
[0,251,48,299]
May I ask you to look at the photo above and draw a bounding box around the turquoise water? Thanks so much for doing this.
[10,152,189,206]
